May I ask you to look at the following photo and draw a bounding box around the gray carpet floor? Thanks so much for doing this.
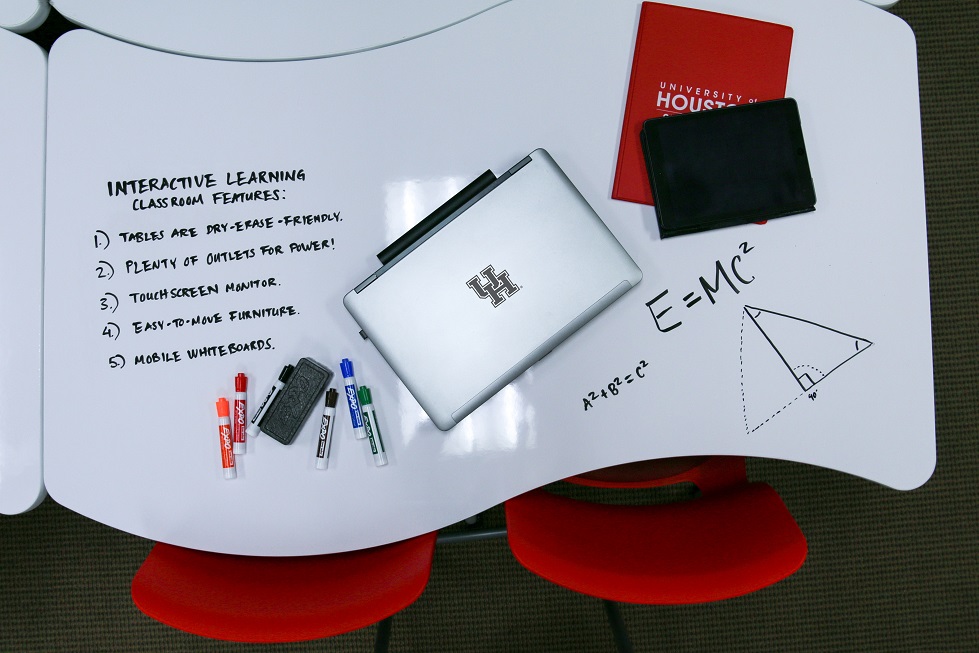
[2,0,977,650]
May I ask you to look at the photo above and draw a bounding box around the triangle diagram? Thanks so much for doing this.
[743,306,873,392]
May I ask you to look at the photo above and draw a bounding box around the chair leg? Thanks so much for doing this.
[603,600,634,653]
[374,617,393,653]
[436,526,507,544]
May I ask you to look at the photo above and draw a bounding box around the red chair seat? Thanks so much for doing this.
[505,483,806,605]
[131,532,437,643]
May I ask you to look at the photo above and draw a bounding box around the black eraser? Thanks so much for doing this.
[259,357,334,444]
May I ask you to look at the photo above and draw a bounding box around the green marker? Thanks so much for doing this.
[358,386,388,467]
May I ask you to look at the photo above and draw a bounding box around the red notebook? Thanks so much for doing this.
[613,2,794,206]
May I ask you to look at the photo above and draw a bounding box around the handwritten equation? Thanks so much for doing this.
[581,359,649,411]
[646,241,756,333]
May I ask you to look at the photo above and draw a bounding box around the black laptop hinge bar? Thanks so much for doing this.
[505,154,532,176]
[376,169,497,265]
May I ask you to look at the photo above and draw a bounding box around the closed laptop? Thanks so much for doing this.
[344,148,642,430]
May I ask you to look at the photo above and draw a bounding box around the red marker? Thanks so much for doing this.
[215,398,236,480]
[232,373,247,454]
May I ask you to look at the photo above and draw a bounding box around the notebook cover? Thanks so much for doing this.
[612,2,794,206]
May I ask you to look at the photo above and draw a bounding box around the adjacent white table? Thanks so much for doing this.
[0,0,49,33]
[49,0,507,60]
[39,0,933,555]
[0,27,46,515]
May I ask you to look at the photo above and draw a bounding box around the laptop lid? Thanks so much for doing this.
[344,148,642,430]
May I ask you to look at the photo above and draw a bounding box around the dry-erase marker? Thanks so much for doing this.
[340,358,367,439]
[232,373,247,454]
[246,364,293,437]
[215,398,236,480]
[358,386,388,467]
[315,388,338,470]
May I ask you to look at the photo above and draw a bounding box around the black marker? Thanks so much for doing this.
[246,364,293,437]
[315,389,338,470]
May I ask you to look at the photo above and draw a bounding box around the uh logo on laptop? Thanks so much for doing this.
[467,264,519,308]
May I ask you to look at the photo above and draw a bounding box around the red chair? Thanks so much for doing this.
[131,532,437,648]
[505,457,807,650]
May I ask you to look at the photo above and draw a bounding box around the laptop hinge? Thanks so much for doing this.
[376,169,497,265]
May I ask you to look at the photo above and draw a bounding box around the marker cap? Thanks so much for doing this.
[357,385,372,405]
[340,358,354,378]
[235,372,247,392]
[216,398,230,417]
[325,388,338,408]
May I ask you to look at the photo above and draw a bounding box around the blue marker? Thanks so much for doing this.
[340,358,367,439]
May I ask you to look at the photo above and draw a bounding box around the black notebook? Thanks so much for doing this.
[640,98,816,238]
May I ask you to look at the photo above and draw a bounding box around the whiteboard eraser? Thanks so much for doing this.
[259,357,333,444]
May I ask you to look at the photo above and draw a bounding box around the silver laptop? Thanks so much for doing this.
[344,149,642,430]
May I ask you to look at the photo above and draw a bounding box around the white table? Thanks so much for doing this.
[0,27,46,515]
[38,0,934,555]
